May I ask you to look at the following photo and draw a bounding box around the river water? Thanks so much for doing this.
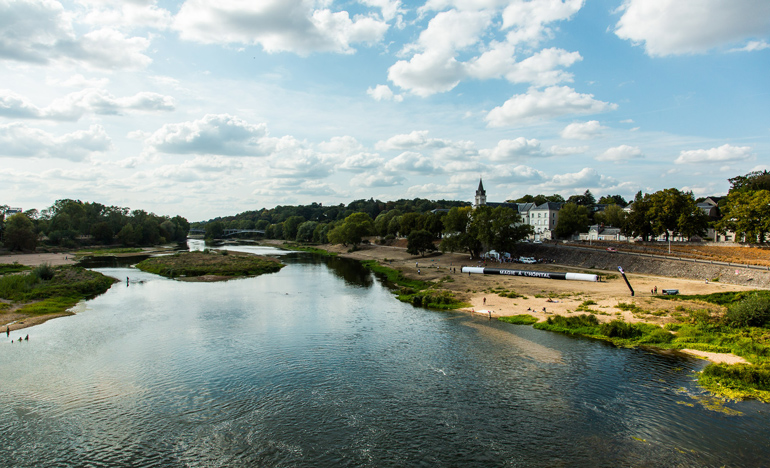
[1,245,768,467]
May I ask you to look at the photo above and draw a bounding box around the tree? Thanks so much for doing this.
[399,212,421,237]
[205,221,224,240]
[594,204,626,228]
[440,206,483,258]
[407,230,437,256]
[296,221,318,242]
[717,190,770,243]
[728,170,770,193]
[566,190,596,207]
[488,206,532,253]
[598,194,627,206]
[283,216,305,241]
[625,192,654,241]
[91,222,114,244]
[554,203,589,238]
[3,213,37,251]
[327,212,374,248]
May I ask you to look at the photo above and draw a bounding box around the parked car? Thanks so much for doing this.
[533,240,542,244]
[606,247,617,252]
[519,257,537,264]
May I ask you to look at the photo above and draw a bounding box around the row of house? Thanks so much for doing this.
[474,180,734,242]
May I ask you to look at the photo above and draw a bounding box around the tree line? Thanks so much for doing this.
[0,200,189,251]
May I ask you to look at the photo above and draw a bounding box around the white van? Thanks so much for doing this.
[519,257,536,264]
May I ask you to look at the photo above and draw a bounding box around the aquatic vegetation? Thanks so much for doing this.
[361,260,468,310]
[498,314,538,325]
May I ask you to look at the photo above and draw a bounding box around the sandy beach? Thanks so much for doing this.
[0,252,76,267]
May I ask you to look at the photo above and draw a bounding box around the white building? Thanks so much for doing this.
[473,179,562,240]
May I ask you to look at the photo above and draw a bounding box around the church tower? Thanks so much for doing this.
[474,178,486,208]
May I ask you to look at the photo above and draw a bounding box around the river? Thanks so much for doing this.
[0,245,768,467]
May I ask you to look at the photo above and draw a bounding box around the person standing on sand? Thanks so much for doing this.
[6,326,9,337]
[483,297,486,305]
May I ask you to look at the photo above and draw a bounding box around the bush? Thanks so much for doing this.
[638,328,674,344]
[32,263,55,281]
[599,320,642,339]
[726,293,770,328]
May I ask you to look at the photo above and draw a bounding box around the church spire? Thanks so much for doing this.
[474,178,486,208]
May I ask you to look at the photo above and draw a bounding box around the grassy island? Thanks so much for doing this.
[0,263,118,328]
[135,250,284,280]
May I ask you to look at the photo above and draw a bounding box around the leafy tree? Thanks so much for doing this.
[296,221,318,242]
[399,212,421,237]
[3,213,37,251]
[407,230,437,256]
[205,221,224,240]
[598,194,627,206]
[327,212,374,248]
[566,190,596,207]
[91,222,114,244]
[625,192,654,241]
[728,170,770,193]
[283,215,306,241]
[440,206,483,258]
[554,203,590,238]
[594,204,626,228]
[718,190,770,243]
[488,206,532,253]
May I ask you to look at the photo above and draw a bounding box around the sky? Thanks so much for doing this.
[1,0,768,221]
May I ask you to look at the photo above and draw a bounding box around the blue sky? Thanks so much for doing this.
[1,0,768,221]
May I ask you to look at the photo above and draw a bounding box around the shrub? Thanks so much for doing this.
[32,263,56,281]
[726,293,770,328]
[599,320,642,339]
[639,328,674,344]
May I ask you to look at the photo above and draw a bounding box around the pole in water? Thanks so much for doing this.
[618,266,634,296]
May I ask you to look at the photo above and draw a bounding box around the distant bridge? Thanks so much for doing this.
[188,228,265,237]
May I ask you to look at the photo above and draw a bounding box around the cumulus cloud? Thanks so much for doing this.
[615,0,770,56]
[0,89,175,121]
[360,0,403,21]
[173,0,389,55]
[546,167,611,188]
[595,145,643,162]
[317,136,365,155]
[79,0,173,30]
[675,144,753,164]
[0,1,153,69]
[339,153,384,172]
[493,164,547,183]
[560,120,607,140]
[0,123,112,161]
[549,145,589,155]
[353,172,406,187]
[367,84,404,102]
[480,137,542,162]
[384,151,439,173]
[485,86,617,126]
[501,0,584,45]
[376,130,451,151]
[145,114,271,156]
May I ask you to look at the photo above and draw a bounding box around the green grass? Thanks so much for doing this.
[498,314,538,325]
[136,251,284,278]
[361,260,468,310]
[658,290,770,306]
[0,266,117,317]
[0,263,31,275]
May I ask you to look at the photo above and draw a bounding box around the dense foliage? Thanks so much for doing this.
[0,200,189,250]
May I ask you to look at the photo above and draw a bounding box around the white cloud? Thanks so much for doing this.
[596,145,643,162]
[501,0,584,45]
[317,136,365,155]
[353,172,406,187]
[173,0,389,55]
[615,0,770,57]
[493,164,547,183]
[339,152,383,172]
[503,48,582,87]
[49,74,110,88]
[485,86,617,126]
[384,151,439,173]
[549,145,589,155]
[675,144,753,164]
[561,120,607,140]
[359,0,403,21]
[481,137,542,162]
[0,123,112,161]
[730,40,770,52]
[367,84,404,102]
[546,167,610,188]
[79,0,173,30]
[0,1,154,69]
[0,88,175,120]
[376,130,451,151]
[145,114,271,156]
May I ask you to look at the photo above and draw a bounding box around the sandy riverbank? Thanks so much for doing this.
[0,252,76,267]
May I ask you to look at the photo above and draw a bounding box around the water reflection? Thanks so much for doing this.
[0,252,768,467]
